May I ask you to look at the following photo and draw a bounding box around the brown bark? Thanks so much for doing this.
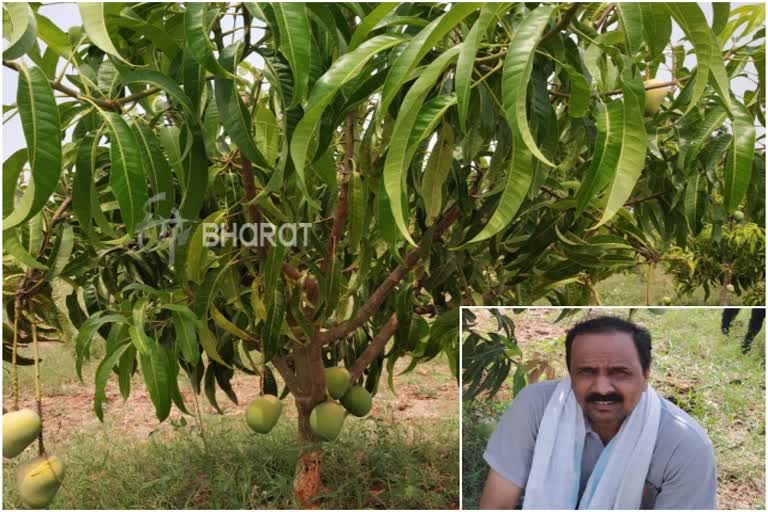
[289,340,327,507]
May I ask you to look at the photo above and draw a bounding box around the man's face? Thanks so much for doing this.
[569,330,649,428]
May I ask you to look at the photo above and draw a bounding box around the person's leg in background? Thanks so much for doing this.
[741,308,766,354]
[722,308,740,335]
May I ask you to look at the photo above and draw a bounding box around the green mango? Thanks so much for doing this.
[309,402,346,441]
[3,409,41,459]
[340,385,372,417]
[245,395,283,434]
[324,367,351,400]
[17,455,65,509]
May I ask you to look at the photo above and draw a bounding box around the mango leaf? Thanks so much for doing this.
[379,3,480,114]
[3,2,37,60]
[595,68,647,227]
[683,106,728,169]
[75,313,130,381]
[184,3,233,78]
[462,133,533,245]
[172,311,199,365]
[94,342,131,421]
[271,3,311,107]
[99,111,148,234]
[178,128,209,220]
[639,4,671,61]
[121,71,195,118]
[616,4,644,56]
[420,124,455,225]
[78,3,131,64]
[384,46,461,245]
[140,340,172,421]
[456,4,498,132]
[724,101,756,213]
[575,101,623,214]
[290,34,404,206]
[262,285,285,362]
[348,3,399,50]
[665,3,732,114]
[131,123,175,219]
[198,323,232,368]
[34,13,70,58]
[215,44,270,169]
[347,171,366,251]
[502,4,556,167]
[4,65,62,230]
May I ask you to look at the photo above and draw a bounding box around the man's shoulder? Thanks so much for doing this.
[657,393,714,452]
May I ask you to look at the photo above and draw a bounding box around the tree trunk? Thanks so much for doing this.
[294,399,323,508]
[290,341,327,508]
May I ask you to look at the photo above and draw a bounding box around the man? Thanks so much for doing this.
[721,307,766,354]
[479,316,717,510]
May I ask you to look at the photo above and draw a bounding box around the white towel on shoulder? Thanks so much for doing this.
[523,377,661,510]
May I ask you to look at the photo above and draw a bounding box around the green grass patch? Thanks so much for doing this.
[3,414,458,509]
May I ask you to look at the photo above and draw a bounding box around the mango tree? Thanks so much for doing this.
[2,1,764,505]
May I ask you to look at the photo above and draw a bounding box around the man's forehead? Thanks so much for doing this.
[570,331,641,364]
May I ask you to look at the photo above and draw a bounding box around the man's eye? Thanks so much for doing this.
[579,368,594,375]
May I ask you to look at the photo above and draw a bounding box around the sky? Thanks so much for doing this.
[1,2,763,156]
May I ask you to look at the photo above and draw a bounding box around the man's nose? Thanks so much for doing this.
[592,374,614,394]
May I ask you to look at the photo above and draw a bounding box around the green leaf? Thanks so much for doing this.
[724,101,756,213]
[502,4,557,167]
[456,4,497,132]
[462,133,533,245]
[684,172,706,233]
[121,71,195,118]
[78,3,131,64]
[184,210,226,284]
[379,3,480,115]
[99,111,148,234]
[594,68,647,228]
[290,34,405,206]
[47,223,74,279]
[131,123,175,219]
[420,124,455,225]
[711,2,731,36]
[4,65,62,230]
[2,149,26,218]
[3,229,46,270]
[683,106,728,169]
[178,128,209,220]
[665,3,732,114]
[383,46,461,245]
[184,3,233,78]
[211,304,256,342]
[562,63,590,118]
[34,13,70,58]
[3,2,37,60]
[348,3,398,50]
[198,323,231,368]
[94,342,131,421]
[271,3,311,107]
[616,4,644,55]
[215,44,270,169]
[172,311,199,366]
[575,101,624,214]
[140,340,172,421]
[75,313,130,381]
[639,4,671,61]
[72,135,97,233]
[262,286,285,362]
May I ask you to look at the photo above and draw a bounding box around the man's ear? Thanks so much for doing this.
[643,367,651,383]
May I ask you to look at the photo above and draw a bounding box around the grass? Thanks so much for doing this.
[462,308,765,510]
[3,344,458,509]
[595,268,744,306]
[3,414,459,509]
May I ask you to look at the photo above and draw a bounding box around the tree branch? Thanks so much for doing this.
[4,60,117,110]
[348,313,398,382]
[317,203,462,346]
[320,112,355,275]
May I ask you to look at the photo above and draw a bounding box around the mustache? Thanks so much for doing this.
[586,393,623,403]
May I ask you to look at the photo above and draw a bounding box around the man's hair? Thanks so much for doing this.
[565,316,652,373]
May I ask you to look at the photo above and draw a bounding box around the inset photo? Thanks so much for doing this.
[462,307,765,510]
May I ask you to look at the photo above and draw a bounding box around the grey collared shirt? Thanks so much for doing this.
[484,379,717,509]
